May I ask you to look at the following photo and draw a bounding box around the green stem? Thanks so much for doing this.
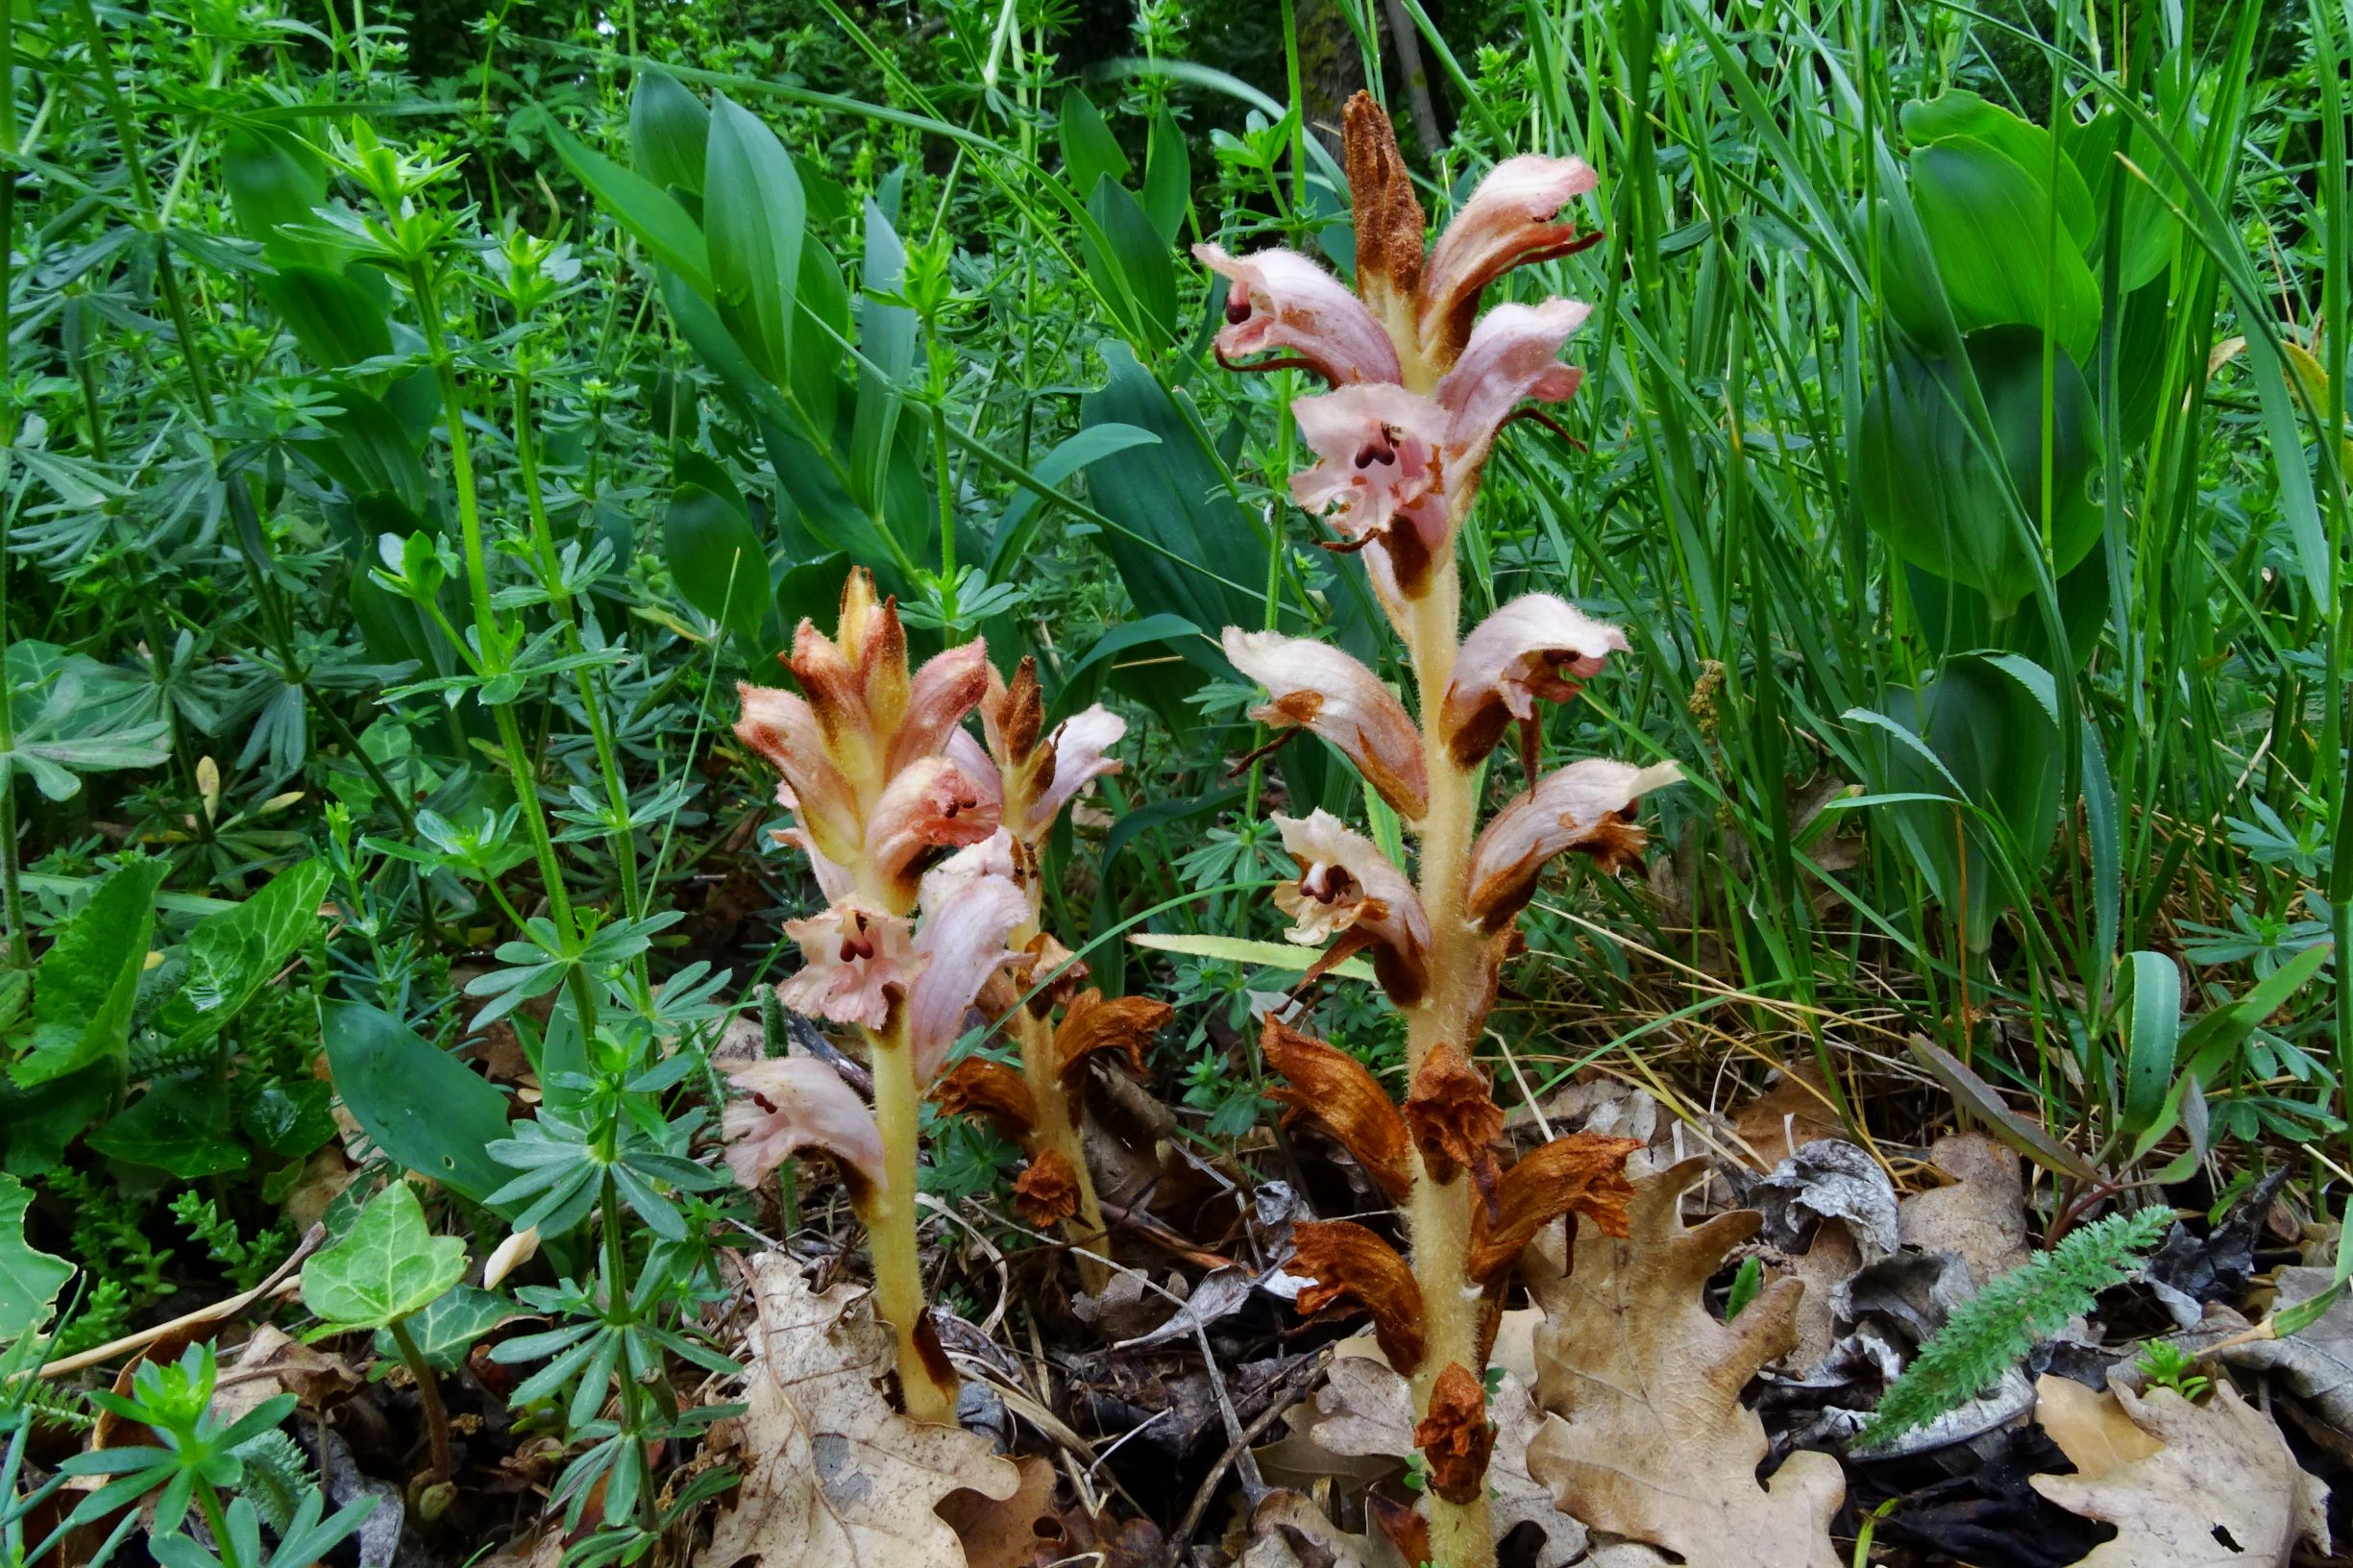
[387,1318,453,1485]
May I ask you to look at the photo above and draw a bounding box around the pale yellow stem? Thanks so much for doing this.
[1402,554,1496,1568]
[1017,1005,1114,1293]
[865,1015,958,1425]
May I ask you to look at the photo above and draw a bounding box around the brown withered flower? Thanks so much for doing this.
[1261,1018,1414,1202]
[1287,1220,1427,1373]
[1053,990,1169,1085]
[1466,1134,1643,1282]
[1013,1149,1084,1228]
[928,1058,1038,1140]
[1403,1041,1506,1204]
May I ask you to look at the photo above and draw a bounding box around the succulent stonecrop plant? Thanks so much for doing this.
[1201,93,1680,1565]
[723,574,1148,1419]
[930,654,1172,1292]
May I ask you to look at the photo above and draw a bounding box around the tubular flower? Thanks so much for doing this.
[1441,595,1629,771]
[1467,759,1684,930]
[904,870,1032,1084]
[1403,1041,1506,1205]
[776,901,919,1032]
[982,656,1127,847]
[1415,1364,1499,1507]
[1287,1220,1428,1373]
[1194,246,1404,386]
[1053,990,1168,1086]
[1262,1018,1413,1203]
[1273,810,1433,1005]
[723,1058,887,1209]
[1221,629,1429,819]
[929,1058,1038,1139]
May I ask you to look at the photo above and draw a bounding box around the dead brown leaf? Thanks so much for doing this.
[1727,1065,1844,1168]
[1898,1131,2030,1287]
[1524,1157,1843,1568]
[937,1455,1061,1568]
[2032,1374,2160,1480]
[211,1326,360,1425]
[2029,1384,2330,1565]
[698,1254,1018,1568]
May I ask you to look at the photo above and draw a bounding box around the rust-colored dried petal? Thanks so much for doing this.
[1014,1149,1083,1227]
[1414,1362,1494,1505]
[1366,1494,1431,1568]
[930,1058,1038,1141]
[1261,1018,1413,1204]
[1054,990,1169,1087]
[1023,931,1088,1017]
[987,655,1046,769]
[1288,1220,1426,1373]
[1402,1041,1504,1206]
[1465,1133,1642,1282]
[1341,91,1426,331]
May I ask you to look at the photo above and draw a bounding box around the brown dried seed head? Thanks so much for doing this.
[1014,1149,1084,1227]
[1054,990,1170,1087]
[1287,1219,1426,1373]
[1466,1133,1643,1283]
[1402,1041,1504,1203]
[930,1058,1039,1142]
[1262,1018,1413,1203]
[1414,1362,1495,1505]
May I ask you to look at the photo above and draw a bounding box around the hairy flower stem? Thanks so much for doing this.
[866,1014,958,1424]
[1403,556,1497,1568]
[1015,1006,1113,1293]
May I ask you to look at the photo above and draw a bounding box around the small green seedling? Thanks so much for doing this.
[2134,1340,2215,1402]
[301,1182,468,1496]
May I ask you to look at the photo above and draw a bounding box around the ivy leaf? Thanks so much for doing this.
[0,1172,73,1341]
[301,1183,467,1332]
[372,1285,513,1370]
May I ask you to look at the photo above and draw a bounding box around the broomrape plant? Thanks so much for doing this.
[724,576,1154,1418]
[1201,94,1680,1567]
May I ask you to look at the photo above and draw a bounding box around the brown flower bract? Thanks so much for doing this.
[1262,1018,1412,1203]
[1343,91,1426,317]
[1288,1219,1426,1373]
[1402,1041,1504,1202]
[930,1059,1038,1141]
[1054,990,1169,1086]
[1414,1362,1496,1505]
[1013,1149,1083,1227]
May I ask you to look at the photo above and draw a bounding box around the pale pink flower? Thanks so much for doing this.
[887,640,993,774]
[723,1057,886,1204]
[1221,628,1429,821]
[1415,157,1600,367]
[776,900,920,1030]
[1433,298,1591,509]
[735,683,862,867]
[1287,385,1452,598]
[1025,704,1126,834]
[1465,759,1681,928]
[1193,245,1404,386]
[866,753,1002,911]
[904,871,1032,1082]
[1274,810,1432,1003]
[1440,595,1628,769]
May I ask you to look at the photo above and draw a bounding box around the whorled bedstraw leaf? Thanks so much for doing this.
[300,1182,467,1332]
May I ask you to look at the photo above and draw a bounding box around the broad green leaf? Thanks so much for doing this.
[157,860,331,1047]
[306,384,427,513]
[219,123,331,265]
[1856,328,2101,617]
[1142,105,1191,243]
[302,1182,466,1332]
[704,94,805,383]
[629,69,708,194]
[321,1002,515,1206]
[664,482,770,640]
[2118,950,2181,1136]
[1084,176,1178,344]
[849,194,916,521]
[1058,88,1132,196]
[0,1172,71,1341]
[12,859,168,1088]
[239,1079,336,1160]
[544,114,712,298]
[257,266,395,379]
[985,423,1164,579]
[1127,931,1375,982]
[371,1285,512,1369]
[87,1069,249,1179]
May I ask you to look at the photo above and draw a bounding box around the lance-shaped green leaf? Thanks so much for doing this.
[12,858,169,1088]
[302,1183,467,1333]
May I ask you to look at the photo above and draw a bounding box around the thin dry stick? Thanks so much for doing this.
[39,1226,323,1380]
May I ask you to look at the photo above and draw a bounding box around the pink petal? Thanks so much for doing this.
[735,683,862,867]
[918,829,1020,909]
[1194,244,1404,385]
[1274,809,1432,1001]
[1465,759,1680,929]
[867,753,1003,912]
[723,1056,886,1202]
[1439,594,1628,768]
[777,899,921,1031]
[1221,628,1429,821]
[905,872,1031,1083]
[1289,384,1450,544]
[1417,156,1599,366]
[888,640,993,773]
[1433,298,1592,508]
[1023,704,1126,837]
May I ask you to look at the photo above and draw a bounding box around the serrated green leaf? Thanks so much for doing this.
[301,1182,466,1332]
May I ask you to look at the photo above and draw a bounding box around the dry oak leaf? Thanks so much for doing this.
[2032,1374,2160,1481]
[1523,1156,1844,1568]
[699,1253,1017,1568]
[2029,1383,2330,1566]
